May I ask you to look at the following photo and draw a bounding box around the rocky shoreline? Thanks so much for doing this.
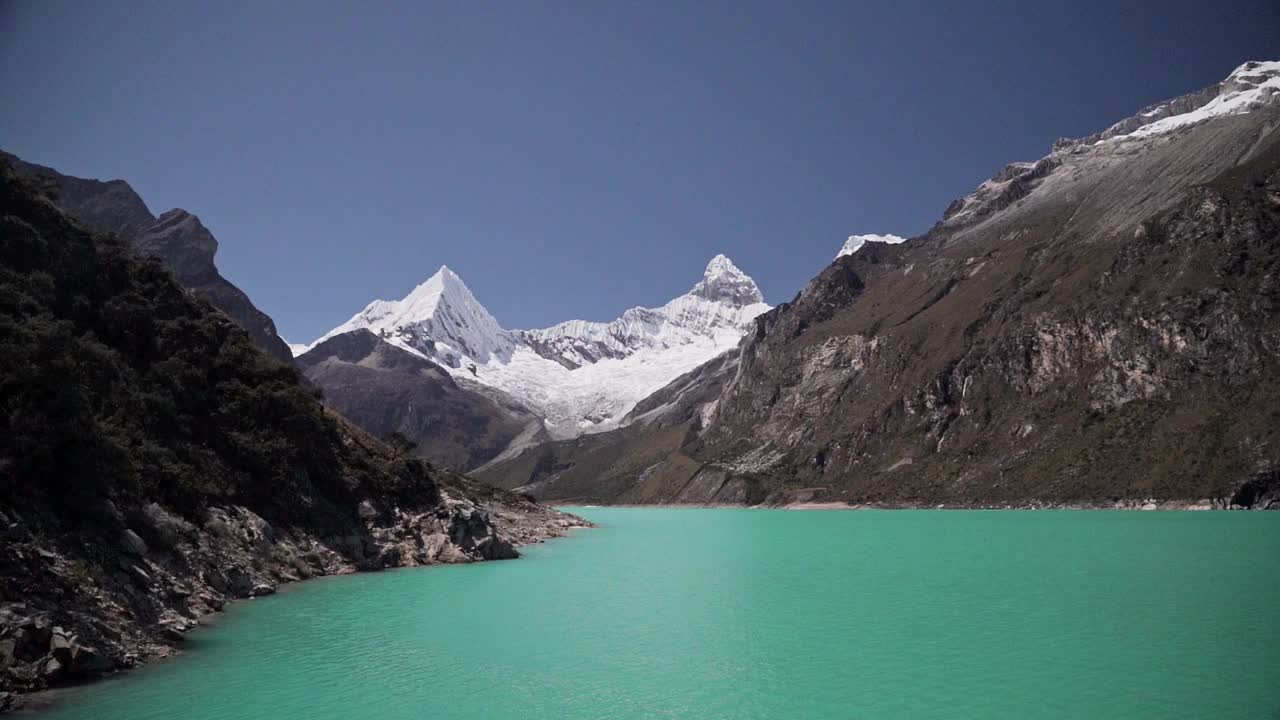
[0,484,589,715]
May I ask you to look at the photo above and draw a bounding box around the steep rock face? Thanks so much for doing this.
[481,62,1280,508]
[698,100,1280,506]
[1,151,294,364]
[306,255,770,436]
[296,330,546,471]
[0,164,587,710]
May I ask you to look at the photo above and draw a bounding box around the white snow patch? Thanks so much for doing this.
[836,234,907,259]
[1109,60,1280,142]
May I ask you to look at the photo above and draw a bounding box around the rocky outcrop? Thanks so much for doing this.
[480,72,1280,509]
[296,330,547,472]
[0,481,585,710]
[1,151,294,364]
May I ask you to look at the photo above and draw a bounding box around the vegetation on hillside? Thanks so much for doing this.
[0,160,438,529]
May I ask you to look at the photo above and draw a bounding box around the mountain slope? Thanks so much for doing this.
[1,151,294,364]
[0,161,584,709]
[304,254,770,436]
[295,330,546,471]
[480,61,1280,508]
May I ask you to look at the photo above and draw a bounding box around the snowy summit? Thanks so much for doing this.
[302,255,771,436]
[836,234,907,259]
[1107,60,1280,142]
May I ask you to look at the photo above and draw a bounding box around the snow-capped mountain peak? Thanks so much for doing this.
[398,264,468,316]
[304,254,771,437]
[837,234,907,259]
[689,253,764,306]
[520,253,770,371]
[1105,60,1280,142]
[312,264,512,367]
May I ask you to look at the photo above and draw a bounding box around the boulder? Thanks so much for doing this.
[445,506,518,560]
[40,655,64,680]
[48,627,72,657]
[119,529,149,557]
[157,623,185,643]
[136,503,195,549]
[121,562,153,588]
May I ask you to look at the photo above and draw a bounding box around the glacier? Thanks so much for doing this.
[1107,60,1280,142]
[304,254,771,437]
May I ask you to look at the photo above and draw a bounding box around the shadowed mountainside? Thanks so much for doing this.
[0,161,584,711]
[2,151,294,364]
[296,330,547,472]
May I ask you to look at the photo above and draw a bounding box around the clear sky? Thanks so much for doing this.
[2,1,1278,342]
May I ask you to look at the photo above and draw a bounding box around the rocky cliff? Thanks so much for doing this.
[480,63,1280,509]
[1,151,294,364]
[0,162,586,712]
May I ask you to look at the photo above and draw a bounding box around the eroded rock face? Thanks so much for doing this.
[686,109,1280,507]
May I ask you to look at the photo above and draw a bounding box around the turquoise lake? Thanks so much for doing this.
[42,508,1280,719]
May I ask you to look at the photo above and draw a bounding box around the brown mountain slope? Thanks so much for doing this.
[481,88,1280,508]
[297,330,547,471]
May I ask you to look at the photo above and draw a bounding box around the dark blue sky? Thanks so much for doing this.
[2,1,1278,342]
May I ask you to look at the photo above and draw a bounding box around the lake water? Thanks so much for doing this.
[42,508,1280,719]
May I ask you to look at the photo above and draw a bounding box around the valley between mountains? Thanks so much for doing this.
[329,60,1280,510]
[2,56,1279,713]
[10,61,1280,513]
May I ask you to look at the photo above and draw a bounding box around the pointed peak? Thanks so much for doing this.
[394,263,482,315]
[703,253,745,278]
[689,254,763,306]
[836,233,907,259]
[415,264,470,292]
[427,264,462,283]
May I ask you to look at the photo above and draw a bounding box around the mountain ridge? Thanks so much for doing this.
[477,60,1280,509]
[0,151,294,364]
[303,253,771,436]
[295,329,546,472]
